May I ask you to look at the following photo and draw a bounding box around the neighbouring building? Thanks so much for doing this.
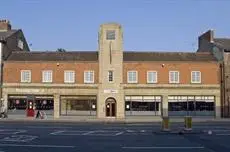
[2,23,221,119]
[0,19,30,109]
[198,30,230,117]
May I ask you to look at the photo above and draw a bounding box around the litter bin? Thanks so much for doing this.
[162,117,170,131]
[184,116,192,131]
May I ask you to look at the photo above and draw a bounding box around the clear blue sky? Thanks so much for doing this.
[1,0,230,52]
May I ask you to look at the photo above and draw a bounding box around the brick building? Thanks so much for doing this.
[1,23,221,119]
[0,20,30,110]
[198,30,230,117]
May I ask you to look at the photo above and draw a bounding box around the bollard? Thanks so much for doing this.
[184,116,192,131]
[161,117,170,131]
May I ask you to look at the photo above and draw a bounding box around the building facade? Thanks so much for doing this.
[2,23,221,119]
[0,20,30,110]
[198,30,230,117]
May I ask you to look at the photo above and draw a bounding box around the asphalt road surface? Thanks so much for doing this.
[0,121,230,152]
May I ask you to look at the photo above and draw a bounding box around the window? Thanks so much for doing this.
[191,71,201,83]
[108,71,113,82]
[147,71,157,83]
[18,39,24,50]
[84,71,94,83]
[42,70,53,83]
[169,71,179,83]
[168,96,215,116]
[64,71,75,83]
[125,96,161,116]
[21,70,31,83]
[127,71,138,83]
[106,30,115,40]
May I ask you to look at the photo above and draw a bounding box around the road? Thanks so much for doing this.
[0,121,230,152]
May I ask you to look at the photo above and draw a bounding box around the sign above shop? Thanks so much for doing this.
[104,89,118,94]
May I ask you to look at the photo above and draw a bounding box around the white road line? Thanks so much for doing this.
[0,130,27,135]
[122,146,205,149]
[126,130,134,133]
[50,130,65,135]
[82,131,95,135]
[52,131,88,136]
[115,132,124,136]
[1,135,38,142]
[0,144,75,148]
[27,126,73,129]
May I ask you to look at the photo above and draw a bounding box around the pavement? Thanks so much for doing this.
[0,121,230,151]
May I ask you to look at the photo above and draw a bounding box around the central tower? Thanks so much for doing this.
[97,23,124,119]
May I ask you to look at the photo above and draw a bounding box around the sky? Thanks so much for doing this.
[1,0,230,52]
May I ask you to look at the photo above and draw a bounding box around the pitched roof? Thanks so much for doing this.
[0,29,18,40]
[123,51,216,61]
[214,38,230,51]
[7,51,98,61]
[6,51,216,62]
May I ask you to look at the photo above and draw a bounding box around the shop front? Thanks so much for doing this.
[168,95,215,117]
[125,96,162,116]
[7,95,54,116]
[60,96,97,116]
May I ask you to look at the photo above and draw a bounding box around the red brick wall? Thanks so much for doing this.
[3,62,99,84]
[3,61,220,85]
[123,62,220,84]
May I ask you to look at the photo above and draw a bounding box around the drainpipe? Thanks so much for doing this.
[220,62,225,117]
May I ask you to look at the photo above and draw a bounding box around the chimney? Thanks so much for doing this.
[0,19,11,31]
[198,30,214,51]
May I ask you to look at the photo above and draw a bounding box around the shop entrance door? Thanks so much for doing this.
[105,98,116,117]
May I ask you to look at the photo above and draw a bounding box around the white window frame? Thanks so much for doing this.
[84,71,94,84]
[147,71,158,83]
[191,71,201,83]
[64,71,75,83]
[127,71,138,83]
[108,71,114,82]
[42,70,53,83]
[169,71,179,84]
[21,70,31,83]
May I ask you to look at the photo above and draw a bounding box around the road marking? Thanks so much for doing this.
[82,131,95,135]
[0,144,75,148]
[126,130,134,133]
[122,146,205,149]
[0,129,26,135]
[27,126,73,129]
[51,131,89,136]
[50,130,65,135]
[115,132,124,136]
[1,135,37,142]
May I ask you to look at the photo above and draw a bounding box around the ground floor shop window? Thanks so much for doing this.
[125,96,161,116]
[61,96,97,116]
[7,95,54,115]
[168,96,215,116]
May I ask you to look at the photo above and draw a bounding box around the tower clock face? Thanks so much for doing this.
[106,30,115,40]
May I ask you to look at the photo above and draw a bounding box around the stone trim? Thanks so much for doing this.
[123,84,220,89]
[3,83,98,89]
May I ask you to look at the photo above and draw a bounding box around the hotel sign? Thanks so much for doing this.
[104,89,118,94]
